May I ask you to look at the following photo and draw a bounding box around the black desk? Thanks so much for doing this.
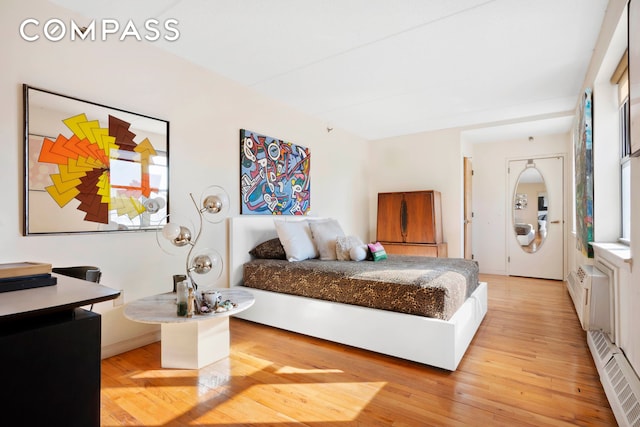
[0,274,120,427]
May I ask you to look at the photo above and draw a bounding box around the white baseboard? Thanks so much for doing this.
[478,268,506,276]
[101,331,160,360]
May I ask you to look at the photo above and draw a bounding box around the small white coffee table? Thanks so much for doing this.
[124,288,254,369]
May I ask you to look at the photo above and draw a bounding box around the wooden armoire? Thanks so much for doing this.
[376,190,448,257]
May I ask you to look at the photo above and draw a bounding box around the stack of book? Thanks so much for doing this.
[0,262,57,293]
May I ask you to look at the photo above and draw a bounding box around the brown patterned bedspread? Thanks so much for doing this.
[242,255,479,320]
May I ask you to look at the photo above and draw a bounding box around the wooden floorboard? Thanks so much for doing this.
[101,274,616,426]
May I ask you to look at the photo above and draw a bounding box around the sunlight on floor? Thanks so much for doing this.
[102,354,388,425]
[276,366,344,374]
[193,381,388,424]
[130,369,199,379]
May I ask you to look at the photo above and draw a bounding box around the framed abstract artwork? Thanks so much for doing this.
[239,129,311,215]
[574,88,594,258]
[23,85,169,235]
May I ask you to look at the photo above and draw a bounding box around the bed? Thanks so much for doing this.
[515,223,535,246]
[229,216,488,371]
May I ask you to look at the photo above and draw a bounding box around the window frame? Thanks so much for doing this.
[618,71,631,244]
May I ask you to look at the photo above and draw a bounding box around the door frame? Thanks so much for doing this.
[505,154,567,280]
[464,157,473,260]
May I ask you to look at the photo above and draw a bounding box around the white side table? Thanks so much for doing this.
[124,288,254,369]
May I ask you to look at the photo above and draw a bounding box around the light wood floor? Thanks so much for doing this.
[101,274,616,426]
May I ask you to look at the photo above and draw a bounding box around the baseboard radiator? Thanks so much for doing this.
[574,259,640,427]
[589,330,640,426]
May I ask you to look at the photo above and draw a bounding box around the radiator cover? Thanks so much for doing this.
[566,264,608,331]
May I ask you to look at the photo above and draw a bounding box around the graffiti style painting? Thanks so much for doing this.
[574,88,594,258]
[24,85,169,235]
[240,129,310,215]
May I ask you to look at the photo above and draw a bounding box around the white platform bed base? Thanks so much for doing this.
[229,216,488,371]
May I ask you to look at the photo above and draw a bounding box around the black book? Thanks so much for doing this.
[0,273,57,293]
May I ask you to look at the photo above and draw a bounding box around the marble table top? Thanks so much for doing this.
[124,288,255,324]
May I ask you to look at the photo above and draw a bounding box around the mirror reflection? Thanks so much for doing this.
[513,164,548,253]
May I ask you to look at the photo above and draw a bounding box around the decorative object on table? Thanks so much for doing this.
[172,274,186,292]
[157,185,229,290]
[176,280,188,316]
[199,289,237,314]
[23,85,169,235]
[240,129,311,215]
[573,88,594,258]
[0,262,57,293]
[187,286,196,318]
[202,290,222,307]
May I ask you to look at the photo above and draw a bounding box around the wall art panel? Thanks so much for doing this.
[240,129,310,215]
[24,85,169,235]
[574,88,594,258]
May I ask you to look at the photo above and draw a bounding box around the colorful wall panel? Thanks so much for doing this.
[240,129,310,215]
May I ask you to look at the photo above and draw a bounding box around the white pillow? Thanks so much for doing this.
[309,219,345,260]
[349,245,367,261]
[274,220,318,261]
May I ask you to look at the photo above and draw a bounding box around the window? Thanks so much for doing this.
[615,51,631,243]
[620,99,631,243]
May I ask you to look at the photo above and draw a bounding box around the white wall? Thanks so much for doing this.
[367,128,572,276]
[628,159,640,374]
[0,0,369,355]
[562,0,640,377]
[367,129,464,257]
[470,135,570,275]
[578,0,640,376]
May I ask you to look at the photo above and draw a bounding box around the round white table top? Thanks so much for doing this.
[123,288,254,324]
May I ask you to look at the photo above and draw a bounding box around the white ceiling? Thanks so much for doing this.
[51,0,609,142]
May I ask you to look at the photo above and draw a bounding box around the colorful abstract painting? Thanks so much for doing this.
[25,85,169,234]
[574,88,594,258]
[240,129,310,215]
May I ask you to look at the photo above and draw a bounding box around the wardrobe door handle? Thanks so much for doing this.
[400,199,408,242]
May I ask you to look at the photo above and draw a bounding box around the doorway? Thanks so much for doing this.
[464,157,473,260]
[507,156,564,280]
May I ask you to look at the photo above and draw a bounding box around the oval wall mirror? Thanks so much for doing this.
[512,162,548,253]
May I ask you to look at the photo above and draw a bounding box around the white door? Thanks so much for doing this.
[507,156,564,280]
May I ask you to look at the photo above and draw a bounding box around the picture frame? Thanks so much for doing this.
[629,0,640,156]
[23,85,169,235]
